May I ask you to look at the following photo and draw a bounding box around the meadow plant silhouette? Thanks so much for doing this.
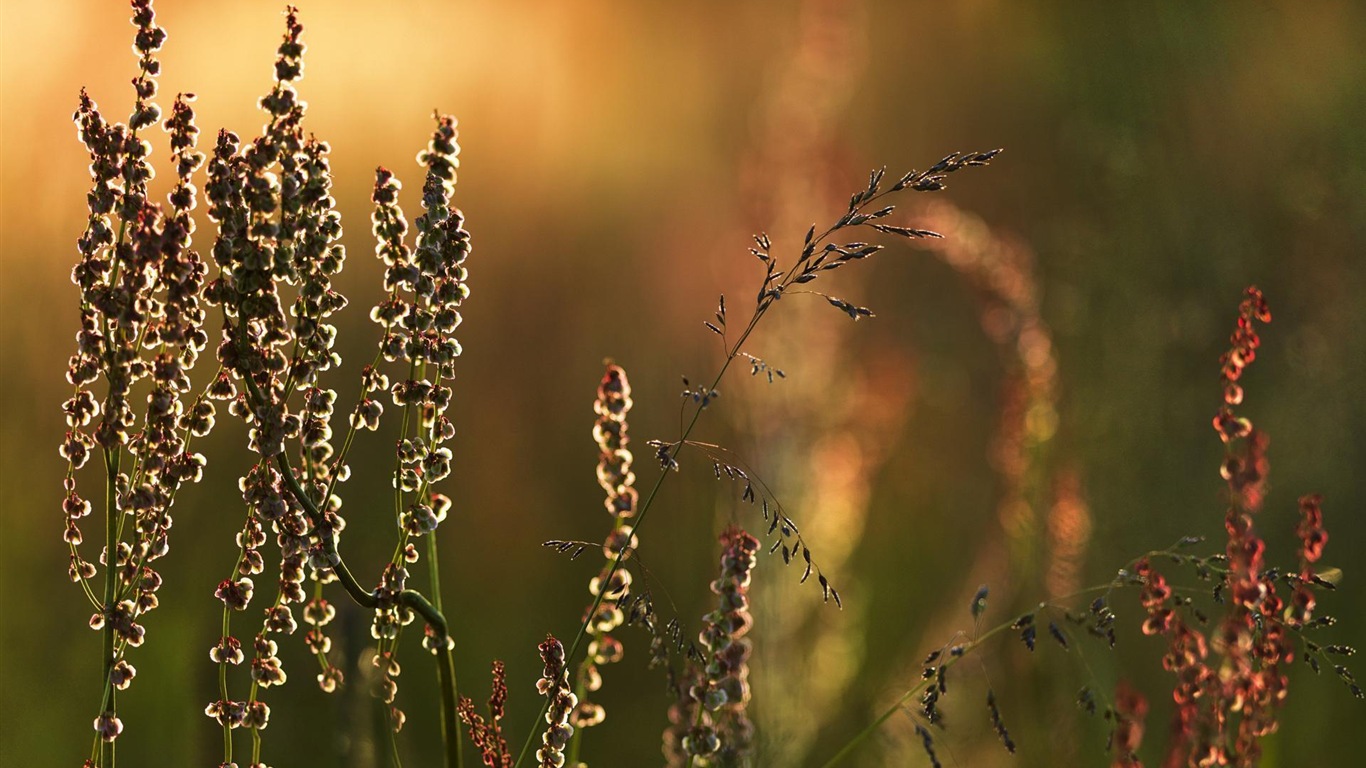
[60,3,1357,767]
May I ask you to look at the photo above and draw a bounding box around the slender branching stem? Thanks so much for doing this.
[815,617,1019,768]
[513,169,937,764]
[237,369,460,767]
[817,536,1208,767]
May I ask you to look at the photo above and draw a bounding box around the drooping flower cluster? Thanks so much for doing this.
[571,364,638,730]
[63,0,211,751]
[664,526,759,766]
[536,636,577,768]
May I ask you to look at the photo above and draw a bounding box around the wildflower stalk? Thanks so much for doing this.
[516,152,1000,767]
[676,526,758,767]
[70,3,202,761]
[99,454,120,713]
[514,320,757,768]
[564,365,638,763]
[458,661,513,766]
[233,371,460,765]
[534,636,577,767]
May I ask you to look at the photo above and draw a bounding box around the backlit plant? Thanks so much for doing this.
[61,3,1357,768]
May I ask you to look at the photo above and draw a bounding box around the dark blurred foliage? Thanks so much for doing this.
[1,1,1362,766]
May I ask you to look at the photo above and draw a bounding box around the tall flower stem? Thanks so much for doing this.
[514,153,1002,767]
[99,446,121,768]
[513,316,762,768]
[429,534,463,768]
[237,373,462,768]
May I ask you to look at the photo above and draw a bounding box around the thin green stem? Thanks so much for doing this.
[389,723,405,768]
[235,370,458,767]
[420,359,461,766]
[814,589,1094,768]
[216,497,255,767]
[685,695,709,768]
[321,347,386,505]
[428,534,463,768]
[394,358,419,533]
[97,444,120,768]
[436,640,461,768]
[220,601,233,763]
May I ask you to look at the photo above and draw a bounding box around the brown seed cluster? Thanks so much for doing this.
[1289,494,1327,626]
[64,0,212,751]
[664,526,759,766]
[458,661,513,768]
[571,364,639,730]
[363,114,469,729]
[536,636,577,768]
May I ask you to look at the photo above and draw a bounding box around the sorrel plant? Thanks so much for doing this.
[60,3,1358,767]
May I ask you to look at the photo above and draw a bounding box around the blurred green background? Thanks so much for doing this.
[2,0,1362,765]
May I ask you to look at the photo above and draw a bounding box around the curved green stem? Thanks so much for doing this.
[236,372,459,767]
